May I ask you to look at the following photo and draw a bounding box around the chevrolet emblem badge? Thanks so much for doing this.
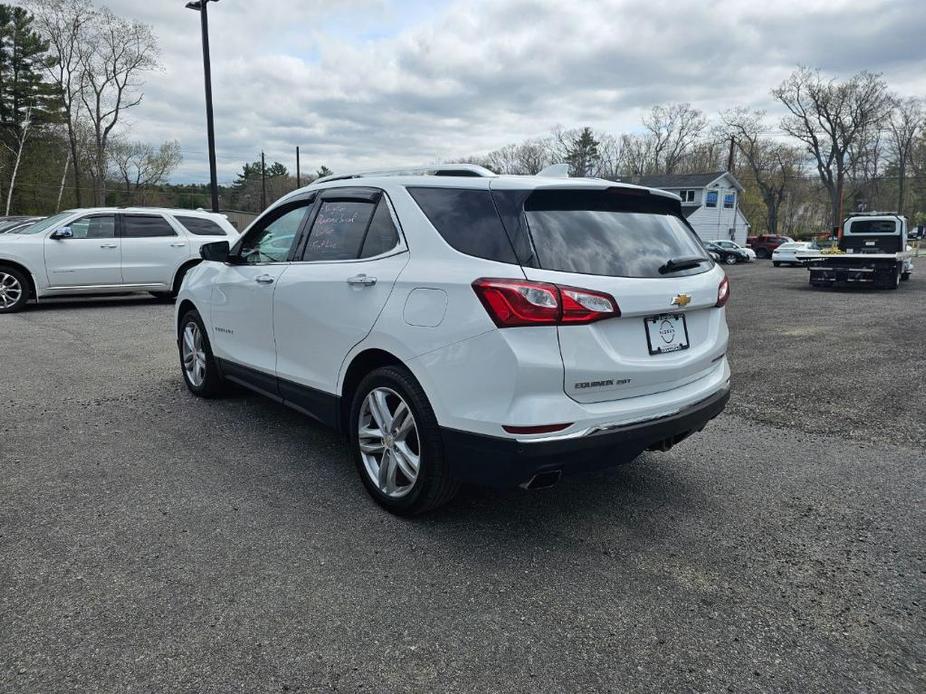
[671,293,691,307]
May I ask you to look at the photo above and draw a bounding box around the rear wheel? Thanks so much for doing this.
[0,266,30,313]
[773,261,781,267]
[350,366,459,515]
[757,248,770,259]
[901,272,910,282]
[724,255,737,265]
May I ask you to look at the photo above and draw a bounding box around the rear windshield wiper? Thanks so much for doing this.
[658,256,708,274]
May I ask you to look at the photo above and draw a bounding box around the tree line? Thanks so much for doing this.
[454,68,925,236]
[0,0,177,215]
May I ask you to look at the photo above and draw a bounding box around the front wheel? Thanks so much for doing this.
[773,261,781,267]
[178,309,226,397]
[350,366,459,515]
[724,255,738,265]
[0,266,30,313]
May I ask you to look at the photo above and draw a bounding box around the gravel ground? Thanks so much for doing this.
[1,264,924,693]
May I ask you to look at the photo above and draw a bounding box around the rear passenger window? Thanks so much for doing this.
[408,188,516,263]
[122,215,176,238]
[175,215,227,236]
[302,201,376,261]
[359,200,400,258]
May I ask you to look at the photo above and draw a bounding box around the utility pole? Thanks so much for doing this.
[260,151,267,210]
[726,136,736,173]
[186,0,221,213]
[296,146,301,188]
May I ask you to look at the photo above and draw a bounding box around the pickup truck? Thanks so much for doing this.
[746,234,794,259]
[799,213,914,290]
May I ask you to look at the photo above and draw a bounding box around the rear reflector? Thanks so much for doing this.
[473,278,619,327]
[502,423,572,435]
[716,276,730,307]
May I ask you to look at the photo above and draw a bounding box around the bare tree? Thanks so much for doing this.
[886,96,924,214]
[79,7,159,205]
[109,138,181,202]
[773,67,891,228]
[643,103,707,174]
[720,108,804,233]
[3,107,31,214]
[30,0,96,207]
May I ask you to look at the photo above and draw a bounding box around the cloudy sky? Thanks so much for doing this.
[54,0,926,183]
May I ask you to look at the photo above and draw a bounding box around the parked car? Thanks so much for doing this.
[772,241,815,266]
[747,234,794,259]
[0,216,44,234]
[176,165,732,515]
[704,241,748,265]
[0,207,239,313]
[709,239,756,262]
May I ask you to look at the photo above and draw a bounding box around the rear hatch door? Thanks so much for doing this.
[494,184,728,404]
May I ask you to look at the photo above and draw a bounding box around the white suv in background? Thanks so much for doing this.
[176,165,731,514]
[0,207,238,312]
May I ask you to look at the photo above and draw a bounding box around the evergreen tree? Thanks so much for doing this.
[565,127,600,177]
[0,5,57,132]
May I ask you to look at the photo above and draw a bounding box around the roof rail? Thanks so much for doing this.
[315,163,497,184]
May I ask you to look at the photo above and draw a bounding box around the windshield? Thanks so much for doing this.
[523,190,711,278]
[15,211,74,235]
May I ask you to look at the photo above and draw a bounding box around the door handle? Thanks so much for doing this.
[99,243,118,249]
[169,242,186,248]
[255,274,275,284]
[347,274,377,287]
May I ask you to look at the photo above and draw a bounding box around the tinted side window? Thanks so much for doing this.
[302,201,376,261]
[359,200,400,258]
[408,187,516,263]
[239,204,310,264]
[122,215,176,238]
[69,215,115,239]
[176,215,227,236]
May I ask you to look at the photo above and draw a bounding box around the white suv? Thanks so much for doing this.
[176,165,731,514]
[0,207,238,312]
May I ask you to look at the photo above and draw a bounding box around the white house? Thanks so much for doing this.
[636,171,751,246]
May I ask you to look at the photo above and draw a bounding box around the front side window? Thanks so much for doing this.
[69,215,116,239]
[239,203,310,264]
[301,201,376,261]
[523,189,710,278]
[122,215,176,238]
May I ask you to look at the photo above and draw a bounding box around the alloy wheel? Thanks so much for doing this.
[358,387,420,498]
[0,272,23,309]
[181,321,207,387]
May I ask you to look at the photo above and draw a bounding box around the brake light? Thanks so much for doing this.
[502,422,572,435]
[716,276,730,307]
[472,278,619,327]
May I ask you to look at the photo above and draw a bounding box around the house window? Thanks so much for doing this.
[723,193,736,209]
[705,190,718,208]
[678,190,695,203]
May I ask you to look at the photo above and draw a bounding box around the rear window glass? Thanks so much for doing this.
[408,187,516,264]
[176,215,227,236]
[847,219,898,234]
[523,190,710,278]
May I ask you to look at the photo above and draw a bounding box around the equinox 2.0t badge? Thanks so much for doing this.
[671,293,691,307]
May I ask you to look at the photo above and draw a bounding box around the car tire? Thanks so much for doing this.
[0,265,30,313]
[757,249,770,259]
[178,309,226,397]
[724,255,737,265]
[901,272,910,282]
[350,365,459,515]
[773,261,781,267]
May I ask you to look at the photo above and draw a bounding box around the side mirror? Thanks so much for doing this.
[200,240,230,262]
[52,227,73,239]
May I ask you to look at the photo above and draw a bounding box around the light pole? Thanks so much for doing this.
[186,0,220,213]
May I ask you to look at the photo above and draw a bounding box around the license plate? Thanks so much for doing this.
[644,313,690,355]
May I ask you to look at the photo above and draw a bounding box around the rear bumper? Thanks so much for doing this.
[441,384,730,488]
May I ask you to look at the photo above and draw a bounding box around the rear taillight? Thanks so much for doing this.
[472,278,619,327]
[716,276,730,307]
